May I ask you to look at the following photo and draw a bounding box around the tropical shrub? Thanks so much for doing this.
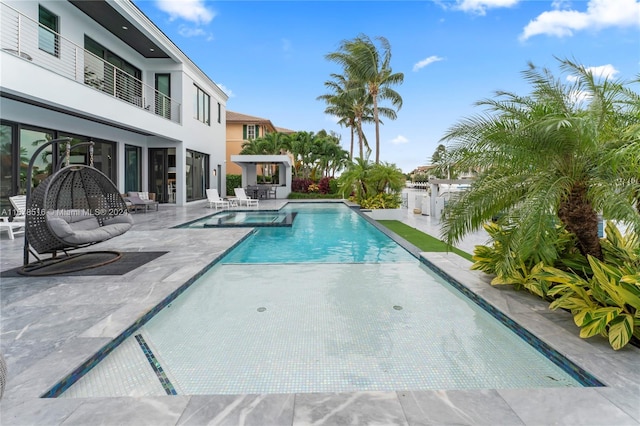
[328,178,339,194]
[476,221,640,350]
[292,178,313,193]
[357,192,401,209]
[338,159,404,208]
[226,174,242,196]
[287,192,342,199]
[318,177,331,194]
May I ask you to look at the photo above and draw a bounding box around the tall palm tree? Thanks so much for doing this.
[440,58,640,269]
[326,34,404,164]
[317,72,373,160]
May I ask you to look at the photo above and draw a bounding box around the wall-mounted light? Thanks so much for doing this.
[212,169,217,176]
[168,167,176,173]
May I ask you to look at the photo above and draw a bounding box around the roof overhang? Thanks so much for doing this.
[231,155,292,167]
[69,0,170,59]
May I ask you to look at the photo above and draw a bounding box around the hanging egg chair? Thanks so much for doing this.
[20,138,133,275]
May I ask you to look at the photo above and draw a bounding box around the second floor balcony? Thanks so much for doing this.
[1,2,181,124]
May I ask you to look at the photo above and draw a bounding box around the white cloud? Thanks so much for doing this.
[216,83,234,98]
[391,135,409,145]
[155,0,215,25]
[566,64,619,82]
[453,0,520,15]
[520,0,640,41]
[413,55,445,72]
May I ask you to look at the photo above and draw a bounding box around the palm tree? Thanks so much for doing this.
[439,57,640,269]
[317,72,373,161]
[311,131,349,178]
[326,34,404,164]
[337,157,373,200]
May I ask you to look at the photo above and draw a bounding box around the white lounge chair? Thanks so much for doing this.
[9,195,26,221]
[206,189,230,210]
[234,188,259,207]
[2,195,26,239]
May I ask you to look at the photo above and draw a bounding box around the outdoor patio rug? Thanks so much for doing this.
[0,251,168,277]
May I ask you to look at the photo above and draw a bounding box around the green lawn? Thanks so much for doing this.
[377,220,474,261]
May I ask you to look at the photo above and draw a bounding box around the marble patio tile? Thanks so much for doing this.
[78,303,159,339]
[566,350,640,389]
[397,389,524,426]
[177,394,294,426]
[8,280,142,307]
[497,388,639,425]
[596,386,640,422]
[2,334,67,378]
[1,303,120,345]
[60,396,190,426]
[0,278,62,308]
[0,396,83,426]
[292,391,408,426]
[4,336,111,399]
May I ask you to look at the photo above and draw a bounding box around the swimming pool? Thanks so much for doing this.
[58,203,591,397]
[179,210,297,228]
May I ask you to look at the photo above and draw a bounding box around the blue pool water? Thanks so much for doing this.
[222,203,414,264]
[60,202,585,397]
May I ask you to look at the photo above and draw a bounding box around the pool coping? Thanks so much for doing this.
[1,200,638,425]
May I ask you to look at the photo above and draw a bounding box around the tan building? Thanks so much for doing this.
[225,111,271,175]
[225,111,296,174]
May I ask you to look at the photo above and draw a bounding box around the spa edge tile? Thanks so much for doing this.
[397,389,525,426]
[292,391,408,426]
[497,388,640,426]
[177,394,294,426]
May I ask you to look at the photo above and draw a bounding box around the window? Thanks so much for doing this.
[186,149,209,201]
[194,85,210,125]
[124,145,141,192]
[38,5,59,56]
[155,74,171,119]
[247,125,256,139]
[217,102,221,124]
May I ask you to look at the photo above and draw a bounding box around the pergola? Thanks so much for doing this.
[230,154,293,199]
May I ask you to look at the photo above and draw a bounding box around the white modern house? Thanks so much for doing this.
[0,0,228,209]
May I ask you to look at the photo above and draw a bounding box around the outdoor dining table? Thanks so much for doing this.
[247,185,276,199]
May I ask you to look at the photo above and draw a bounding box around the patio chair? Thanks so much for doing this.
[234,188,259,207]
[206,189,230,210]
[1,195,27,239]
[9,195,27,222]
[125,191,158,213]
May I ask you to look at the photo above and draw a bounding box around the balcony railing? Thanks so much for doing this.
[1,2,181,123]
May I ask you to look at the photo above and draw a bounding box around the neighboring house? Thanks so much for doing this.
[225,111,296,175]
[225,111,276,175]
[0,0,228,208]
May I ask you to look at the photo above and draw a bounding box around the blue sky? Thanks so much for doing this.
[133,0,640,173]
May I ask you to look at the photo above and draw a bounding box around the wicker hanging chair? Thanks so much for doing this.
[20,138,133,275]
[26,165,133,255]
